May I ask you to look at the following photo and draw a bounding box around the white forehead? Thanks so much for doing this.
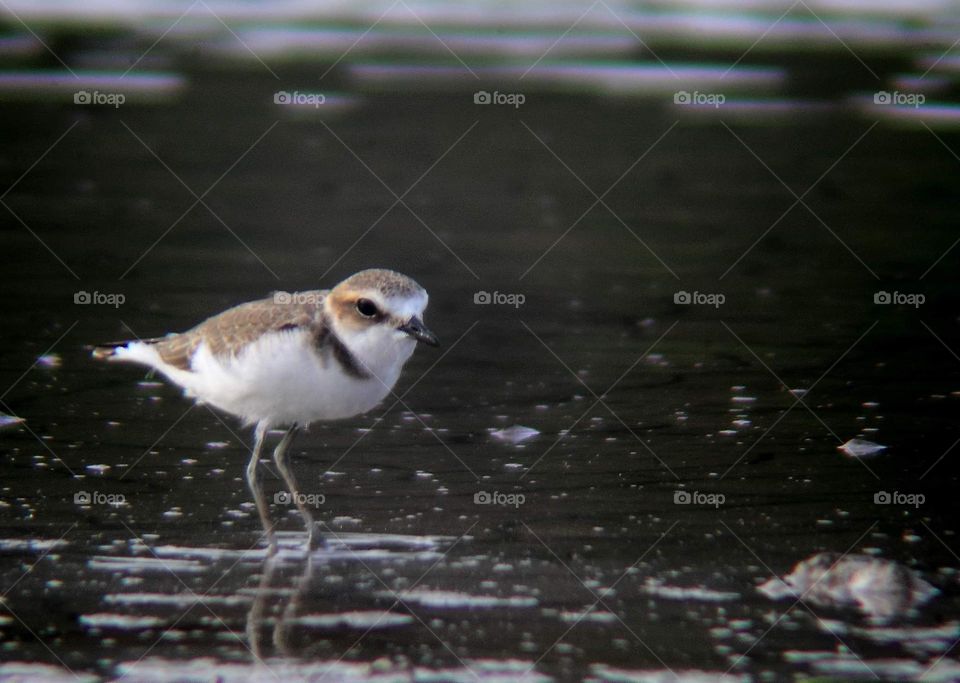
[359,288,428,320]
[386,290,429,320]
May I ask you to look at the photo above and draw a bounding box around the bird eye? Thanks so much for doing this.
[355,298,379,318]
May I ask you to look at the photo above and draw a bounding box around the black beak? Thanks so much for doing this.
[399,316,439,347]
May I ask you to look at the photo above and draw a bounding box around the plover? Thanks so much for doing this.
[94,269,438,553]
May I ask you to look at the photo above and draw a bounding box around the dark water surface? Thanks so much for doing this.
[1,3,960,681]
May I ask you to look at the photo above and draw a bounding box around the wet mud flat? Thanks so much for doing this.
[2,1,960,680]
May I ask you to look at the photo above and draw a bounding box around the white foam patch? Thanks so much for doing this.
[817,619,960,655]
[381,590,538,609]
[490,425,540,444]
[0,662,98,683]
[588,666,749,682]
[790,653,960,681]
[104,593,251,608]
[839,438,887,457]
[88,556,205,574]
[79,613,166,630]
[559,610,619,623]
[149,544,264,562]
[116,657,550,683]
[148,532,453,563]
[641,578,740,602]
[0,538,69,552]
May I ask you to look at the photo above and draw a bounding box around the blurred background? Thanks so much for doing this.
[1,0,960,681]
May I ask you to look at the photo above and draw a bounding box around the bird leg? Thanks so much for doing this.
[246,554,279,658]
[272,424,324,550]
[246,421,277,555]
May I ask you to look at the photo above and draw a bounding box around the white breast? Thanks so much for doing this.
[179,329,404,427]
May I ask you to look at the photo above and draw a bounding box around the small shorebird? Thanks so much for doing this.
[94,269,438,553]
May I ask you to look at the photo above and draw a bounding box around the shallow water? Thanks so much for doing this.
[1,1,960,681]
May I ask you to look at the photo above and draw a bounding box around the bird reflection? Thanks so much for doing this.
[246,553,317,661]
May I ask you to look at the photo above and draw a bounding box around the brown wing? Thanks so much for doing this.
[152,290,328,371]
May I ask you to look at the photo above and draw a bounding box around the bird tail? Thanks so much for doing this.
[92,338,167,364]
[91,340,131,360]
